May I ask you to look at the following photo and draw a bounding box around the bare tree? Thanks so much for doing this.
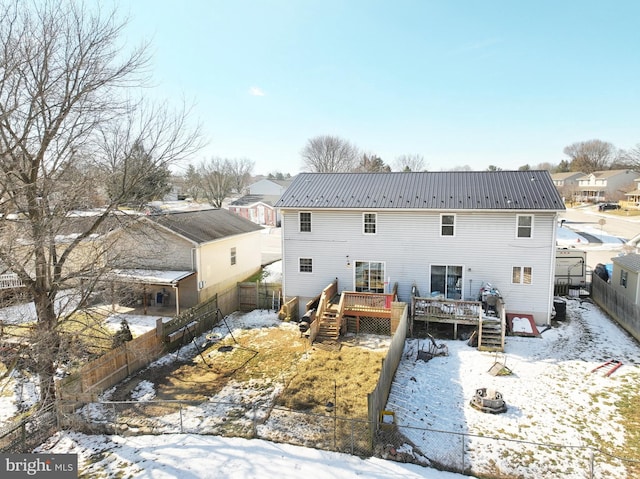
[227,158,255,194]
[300,135,359,172]
[563,140,617,173]
[617,144,640,170]
[394,154,427,172]
[198,158,234,207]
[0,0,201,406]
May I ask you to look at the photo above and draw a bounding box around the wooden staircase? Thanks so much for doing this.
[478,318,504,352]
[317,306,341,342]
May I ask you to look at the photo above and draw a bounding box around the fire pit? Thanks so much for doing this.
[470,388,507,414]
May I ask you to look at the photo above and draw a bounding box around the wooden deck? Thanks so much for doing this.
[411,296,506,351]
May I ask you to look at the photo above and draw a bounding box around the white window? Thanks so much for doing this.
[516,215,533,238]
[363,213,377,234]
[440,214,455,236]
[299,212,311,232]
[355,261,385,293]
[230,247,236,266]
[620,270,628,288]
[299,258,313,273]
[431,265,463,299]
[512,266,532,284]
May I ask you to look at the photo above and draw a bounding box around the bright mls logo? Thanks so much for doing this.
[1,454,77,478]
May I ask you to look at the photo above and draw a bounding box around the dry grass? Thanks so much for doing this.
[111,325,310,402]
[277,345,385,418]
[616,376,640,476]
[106,323,387,422]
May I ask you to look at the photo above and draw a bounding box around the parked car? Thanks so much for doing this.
[598,203,621,211]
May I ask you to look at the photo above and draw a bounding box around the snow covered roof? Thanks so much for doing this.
[110,269,195,285]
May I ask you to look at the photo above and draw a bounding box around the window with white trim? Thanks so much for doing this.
[516,215,533,238]
[299,258,313,273]
[299,212,311,232]
[440,214,455,236]
[431,265,463,299]
[355,261,385,293]
[363,213,377,234]
[620,270,628,288]
[230,247,236,265]
[512,266,532,284]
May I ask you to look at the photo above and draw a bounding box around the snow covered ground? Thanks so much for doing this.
[4,235,640,477]
[28,299,640,479]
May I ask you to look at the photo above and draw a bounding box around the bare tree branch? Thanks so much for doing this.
[0,0,202,405]
[300,135,359,173]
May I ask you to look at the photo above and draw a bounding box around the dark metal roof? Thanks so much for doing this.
[229,194,280,207]
[274,171,565,211]
[148,208,263,244]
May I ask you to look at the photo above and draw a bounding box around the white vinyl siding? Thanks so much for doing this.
[280,209,556,324]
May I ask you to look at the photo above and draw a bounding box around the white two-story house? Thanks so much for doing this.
[275,170,565,326]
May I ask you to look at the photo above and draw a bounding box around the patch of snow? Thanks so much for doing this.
[131,380,156,402]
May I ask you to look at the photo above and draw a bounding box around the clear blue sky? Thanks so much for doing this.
[121,0,640,176]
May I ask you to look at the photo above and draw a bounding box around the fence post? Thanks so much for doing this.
[179,403,183,433]
[350,420,354,455]
[461,434,465,472]
[589,448,594,479]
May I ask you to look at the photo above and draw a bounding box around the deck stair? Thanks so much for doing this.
[316,304,341,342]
[478,317,504,352]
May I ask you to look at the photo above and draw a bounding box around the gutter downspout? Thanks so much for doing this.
[548,212,560,325]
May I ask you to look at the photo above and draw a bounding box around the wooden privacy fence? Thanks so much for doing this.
[58,295,220,403]
[591,274,640,342]
[237,281,282,311]
[367,302,409,444]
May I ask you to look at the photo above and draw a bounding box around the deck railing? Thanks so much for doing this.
[412,297,482,321]
[343,292,395,311]
[0,273,24,290]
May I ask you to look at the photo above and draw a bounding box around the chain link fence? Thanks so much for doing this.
[57,399,639,478]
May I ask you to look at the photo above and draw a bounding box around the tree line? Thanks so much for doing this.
[299,136,640,175]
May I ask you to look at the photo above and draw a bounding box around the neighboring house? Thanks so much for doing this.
[275,171,565,326]
[575,170,640,203]
[622,177,640,209]
[610,254,640,304]
[108,209,264,314]
[228,195,280,226]
[550,172,584,202]
[249,178,294,196]
[228,177,294,226]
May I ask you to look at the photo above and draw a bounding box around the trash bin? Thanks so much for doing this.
[553,298,566,321]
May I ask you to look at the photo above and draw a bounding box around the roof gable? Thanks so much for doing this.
[613,253,640,272]
[146,209,263,244]
[275,171,565,211]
